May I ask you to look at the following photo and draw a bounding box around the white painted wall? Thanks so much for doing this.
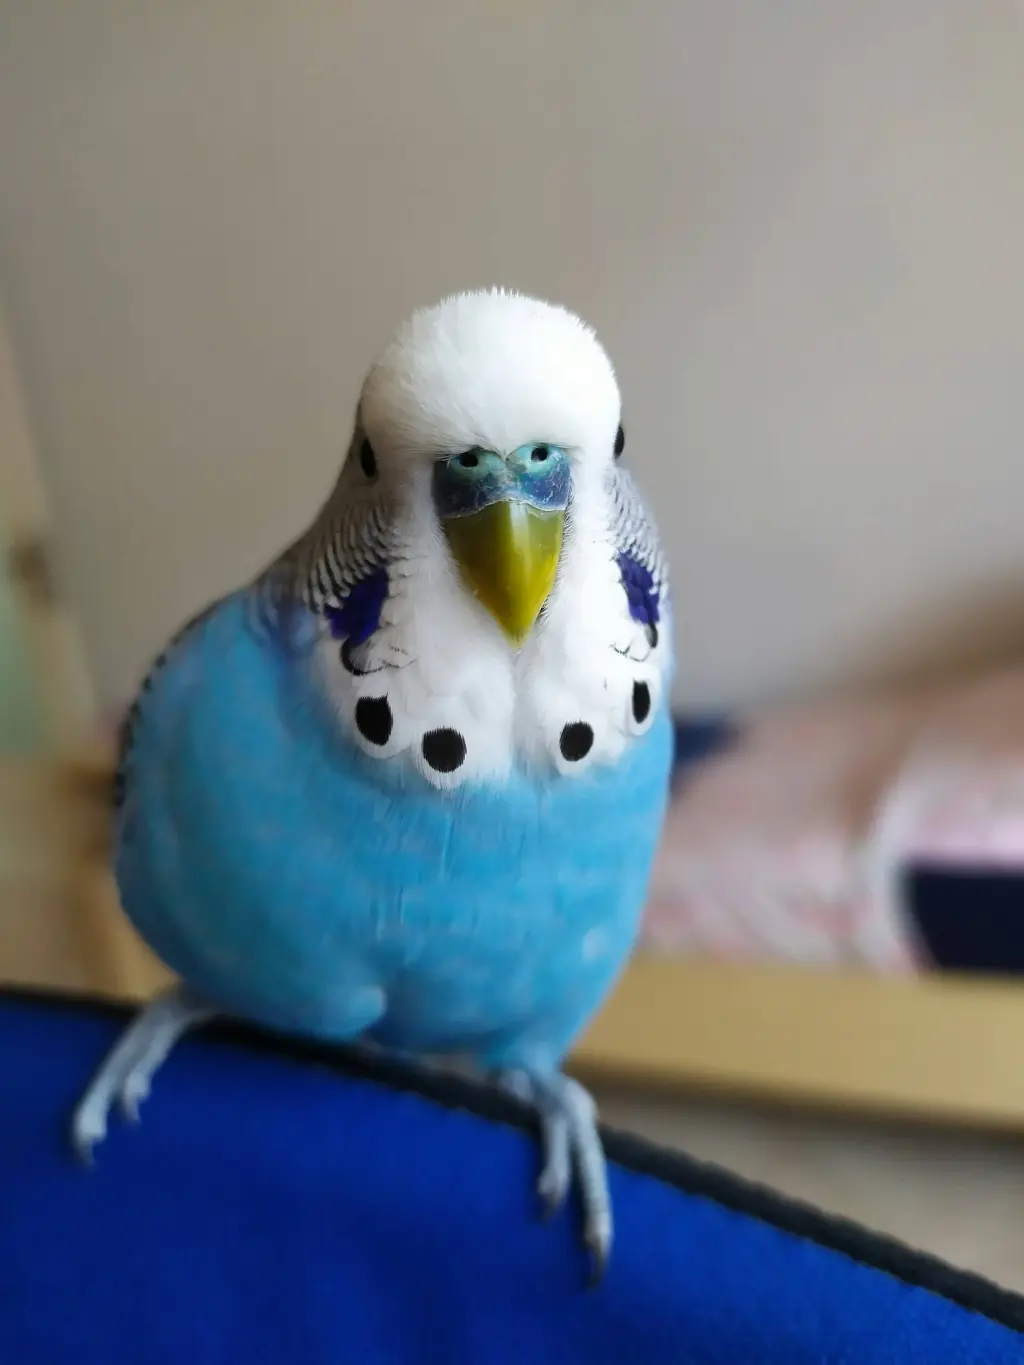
[1,2,1023,710]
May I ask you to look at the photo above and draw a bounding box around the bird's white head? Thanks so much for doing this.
[361,289,621,474]
[358,290,623,643]
[287,288,668,788]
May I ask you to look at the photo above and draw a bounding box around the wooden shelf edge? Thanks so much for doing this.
[574,955,1024,1130]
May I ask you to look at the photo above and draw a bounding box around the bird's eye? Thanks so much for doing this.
[359,438,377,478]
[614,425,625,459]
[531,445,550,463]
[457,450,480,469]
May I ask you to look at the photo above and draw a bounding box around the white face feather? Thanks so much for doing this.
[309,288,670,790]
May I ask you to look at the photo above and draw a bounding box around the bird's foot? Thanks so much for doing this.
[71,985,216,1163]
[506,1070,611,1284]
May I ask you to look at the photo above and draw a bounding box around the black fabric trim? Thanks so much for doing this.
[7,985,1024,1334]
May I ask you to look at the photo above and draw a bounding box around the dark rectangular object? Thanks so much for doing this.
[906,863,1024,974]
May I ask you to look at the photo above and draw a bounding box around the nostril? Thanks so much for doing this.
[531,445,550,462]
[457,450,479,469]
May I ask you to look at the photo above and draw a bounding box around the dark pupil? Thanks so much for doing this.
[531,445,549,462]
[359,439,377,478]
[458,450,479,468]
[614,425,625,458]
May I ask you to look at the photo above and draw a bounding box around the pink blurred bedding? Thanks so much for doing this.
[641,668,1024,971]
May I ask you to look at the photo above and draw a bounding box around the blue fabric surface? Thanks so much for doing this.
[1,994,1022,1364]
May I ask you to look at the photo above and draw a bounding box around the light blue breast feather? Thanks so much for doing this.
[116,592,672,1069]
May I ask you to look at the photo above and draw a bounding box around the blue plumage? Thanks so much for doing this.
[616,551,660,630]
[323,568,389,647]
[116,592,672,1063]
[80,289,674,1279]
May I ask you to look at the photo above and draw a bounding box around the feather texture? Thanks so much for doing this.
[117,342,672,809]
[241,425,673,791]
[116,593,672,1061]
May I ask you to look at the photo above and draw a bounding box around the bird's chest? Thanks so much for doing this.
[117,626,672,1044]
[329,766,661,1050]
[300,745,657,965]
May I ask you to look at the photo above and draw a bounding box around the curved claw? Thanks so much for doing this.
[119,1071,151,1124]
[70,1100,107,1167]
[585,1223,611,1289]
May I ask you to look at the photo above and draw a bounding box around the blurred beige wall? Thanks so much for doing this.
[1,2,1023,711]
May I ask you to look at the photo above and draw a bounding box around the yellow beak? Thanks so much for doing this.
[443,500,565,644]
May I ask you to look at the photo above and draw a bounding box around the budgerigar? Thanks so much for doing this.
[73,289,673,1278]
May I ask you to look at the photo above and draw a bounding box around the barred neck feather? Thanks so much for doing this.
[258,443,672,793]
